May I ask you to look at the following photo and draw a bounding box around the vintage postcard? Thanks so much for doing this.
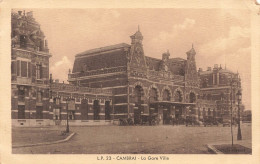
[0,0,260,164]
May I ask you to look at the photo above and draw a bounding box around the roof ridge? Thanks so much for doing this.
[76,43,130,57]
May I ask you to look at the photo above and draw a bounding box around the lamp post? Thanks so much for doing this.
[66,97,70,133]
[237,90,242,140]
[230,78,235,147]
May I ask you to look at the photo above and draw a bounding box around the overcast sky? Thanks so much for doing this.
[22,9,250,110]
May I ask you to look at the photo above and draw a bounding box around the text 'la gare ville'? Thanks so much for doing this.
[97,155,169,160]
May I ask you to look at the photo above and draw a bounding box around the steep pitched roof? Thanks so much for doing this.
[72,43,129,73]
[76,43,130,57]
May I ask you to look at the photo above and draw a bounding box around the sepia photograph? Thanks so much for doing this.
[10,8,252,154]
[1,0,260,163]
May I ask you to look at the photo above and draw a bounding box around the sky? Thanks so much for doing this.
[19,9,251,110]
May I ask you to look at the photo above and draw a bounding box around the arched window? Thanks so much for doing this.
[162,90,170,101]
[174,90,182,102]
[149,88,158,102]
[189,92,196,103]
[134,85,144,105]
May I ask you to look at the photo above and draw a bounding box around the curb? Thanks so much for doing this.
[12,132,76,148]
[207,144,224,154]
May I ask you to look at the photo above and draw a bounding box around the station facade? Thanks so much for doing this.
[11,11,243,127]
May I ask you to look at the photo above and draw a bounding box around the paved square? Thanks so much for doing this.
[12,123,251,154]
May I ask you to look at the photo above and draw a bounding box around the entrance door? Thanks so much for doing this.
[175,106,183,124]
[133,85,144,124]
[134,106,141,124]
[163,108,171,124]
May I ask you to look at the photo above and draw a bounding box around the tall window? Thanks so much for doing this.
[21,61,27,77]
[174,90,182,102]
[37,91,42,102]
[18,105,25,119]
[55,98,60,105]
[162,90,170,101]
[81,99,88,120]
[16,60,31,78]
[149,88,158,102]
[93,100,100,120]
[105,101,111,120]
[36,106,43,119]
[189,92,196,103]
[69,111,75,120]
[20,35,27,48]
[36,64,42,79]
[53,108,60,120]
[18,88,25,101]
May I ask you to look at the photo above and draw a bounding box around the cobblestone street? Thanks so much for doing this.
[12,123,251,154]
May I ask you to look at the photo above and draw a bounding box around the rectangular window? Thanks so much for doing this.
[105,101,111,120]
[18,105,25,119]
[69,111,75,120]
[17,60,20,76]
[40,66,44,79]
[37,92,42,102]
[36,64,41,79]
[93,100,100,120]
[80,99,88,120]
[21,61,27,77]
[18,89,25,101]
[20,35,27,48]
[55,98,60,105]
[53,108,60,120]
[11,61,16,74]
[36,106,43,119]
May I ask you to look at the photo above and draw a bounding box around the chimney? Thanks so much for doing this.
[207,67,212,71]
[55,79,59,83]
[18,11,22,15]
[26,11,33,17]
[214,64,218,69]
[198,68,203,72]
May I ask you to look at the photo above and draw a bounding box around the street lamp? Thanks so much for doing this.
[229,78,235,147]
[66,97,70,133]
[237,90,242,140]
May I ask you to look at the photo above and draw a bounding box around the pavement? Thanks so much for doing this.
[12,132,75,148]
[12,123,252,154]
[12,126,72,146]
[207,137,252,154]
